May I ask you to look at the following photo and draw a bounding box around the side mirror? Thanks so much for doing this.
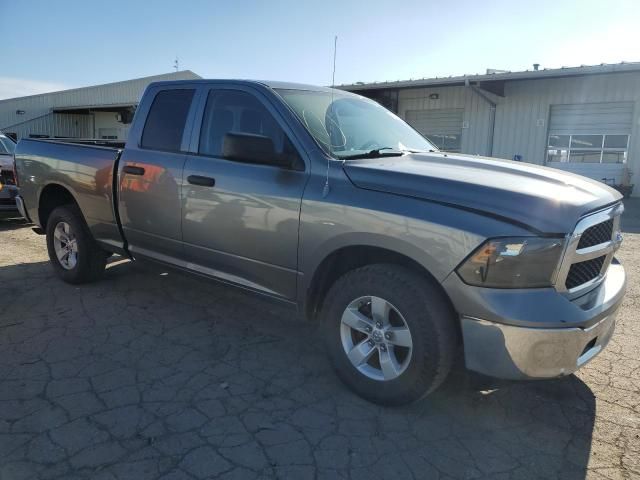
[222,132,291,168]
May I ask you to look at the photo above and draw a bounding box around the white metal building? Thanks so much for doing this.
[341,62,640,196]
[0,71,200,141]
[2,64,639,196]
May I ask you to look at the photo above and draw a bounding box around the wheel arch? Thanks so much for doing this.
[303,240,459,336]
[38,182,81,229]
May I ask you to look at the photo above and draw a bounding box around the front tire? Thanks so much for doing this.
[321,264,457,406]
[46,205,107,284]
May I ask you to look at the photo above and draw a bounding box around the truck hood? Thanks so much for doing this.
[342,152,622,233]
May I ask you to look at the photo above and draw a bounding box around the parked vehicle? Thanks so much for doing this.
[0,132,19,213]
[13,80,626,405]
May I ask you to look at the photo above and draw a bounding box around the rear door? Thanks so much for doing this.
[181,85,309,300]
[118,86,197,262]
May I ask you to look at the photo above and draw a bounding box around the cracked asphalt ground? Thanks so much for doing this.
[0,202,639,480]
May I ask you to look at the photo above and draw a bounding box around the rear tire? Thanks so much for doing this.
[46,205,107,284]
[321,264,457,406]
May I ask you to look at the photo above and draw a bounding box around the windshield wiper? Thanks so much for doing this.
[335,147,406,160]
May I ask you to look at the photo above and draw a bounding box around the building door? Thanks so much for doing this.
[545,102,633,184]
[405,108,463,152]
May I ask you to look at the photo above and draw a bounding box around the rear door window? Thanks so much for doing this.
[141,89,195,152]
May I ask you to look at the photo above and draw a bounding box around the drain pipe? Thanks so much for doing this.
[466,79,497,156]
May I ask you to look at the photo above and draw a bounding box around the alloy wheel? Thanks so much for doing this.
[53,221,78,270]
[340,295,413,381]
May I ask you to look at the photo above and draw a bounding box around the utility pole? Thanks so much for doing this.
[173,57,179,72]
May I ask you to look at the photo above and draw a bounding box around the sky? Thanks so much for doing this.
[1,0,640,100]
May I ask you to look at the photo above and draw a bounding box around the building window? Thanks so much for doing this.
[99,128,119,140]
[424,133,462,152]
[546,134,628,164]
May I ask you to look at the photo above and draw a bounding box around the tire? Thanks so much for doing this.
[45,204,107,284]
[321,264,457,406]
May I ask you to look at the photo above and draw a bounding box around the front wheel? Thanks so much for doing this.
[46,205,108,284]
[321,264,457,406]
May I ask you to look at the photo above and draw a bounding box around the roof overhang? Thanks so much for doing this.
[338,62,640,93]
[52,103,136,114]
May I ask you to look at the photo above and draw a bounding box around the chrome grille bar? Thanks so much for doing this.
[555,203,624,298]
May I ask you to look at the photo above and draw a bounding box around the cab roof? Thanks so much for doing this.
[147,79,354,95]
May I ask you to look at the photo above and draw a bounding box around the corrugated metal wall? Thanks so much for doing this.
[8,113,91,139]
[492,72,640,166]
[394,71,640,196]
[398,85,497,155]
[0,70,200,139]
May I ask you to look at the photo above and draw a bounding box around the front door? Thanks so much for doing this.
[181,86,309,299]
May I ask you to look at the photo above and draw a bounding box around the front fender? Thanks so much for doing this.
[297,172,535,310]
[304,230,453,287]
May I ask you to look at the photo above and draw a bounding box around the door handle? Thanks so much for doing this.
[122,165,145,176]
[187,175,216,187]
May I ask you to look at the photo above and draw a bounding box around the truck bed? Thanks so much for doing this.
[14,138,126,253]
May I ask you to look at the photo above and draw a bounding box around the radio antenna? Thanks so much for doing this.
[323,35,338,198]
[331,35,337,88]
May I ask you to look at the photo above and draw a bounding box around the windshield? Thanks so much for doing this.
[0,135,15,155]
[275,89,436,159]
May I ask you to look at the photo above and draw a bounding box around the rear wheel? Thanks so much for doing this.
[46,205,107,284]
[321,264,457,406]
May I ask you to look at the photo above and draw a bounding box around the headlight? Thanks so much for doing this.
[457,237,564,288]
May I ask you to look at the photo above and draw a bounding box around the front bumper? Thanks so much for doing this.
[456,263,625,380]
[461,310,617,379]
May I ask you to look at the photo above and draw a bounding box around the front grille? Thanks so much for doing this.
[0,198,16,206]
[578,219,613,249]
[557,204,622,294]
[566,255,606,289]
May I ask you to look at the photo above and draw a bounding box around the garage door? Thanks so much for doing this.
[549,102,633,135]
[546,102,633,184]
[405,108,463,152]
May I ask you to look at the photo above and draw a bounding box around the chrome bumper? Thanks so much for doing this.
[461,311,617,379]
[461,263,625,380]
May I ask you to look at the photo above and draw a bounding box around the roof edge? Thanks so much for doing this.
[338,61,640,91]
[0,70,202,104]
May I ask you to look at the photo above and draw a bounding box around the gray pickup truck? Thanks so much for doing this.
[14,80,626,405]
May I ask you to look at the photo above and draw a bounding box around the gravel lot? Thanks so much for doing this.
[0,202,638,480]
